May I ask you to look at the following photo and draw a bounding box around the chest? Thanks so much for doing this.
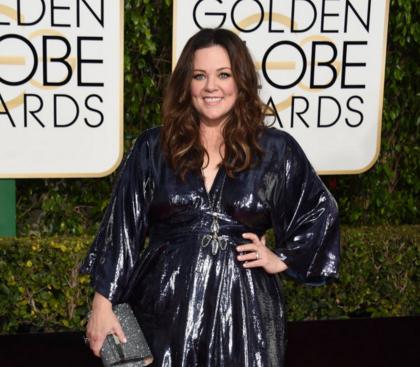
[148,162,281,230]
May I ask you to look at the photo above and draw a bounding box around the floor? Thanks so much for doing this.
[0,316,419,367]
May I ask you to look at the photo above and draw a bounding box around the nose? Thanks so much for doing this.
[204,76,218,92]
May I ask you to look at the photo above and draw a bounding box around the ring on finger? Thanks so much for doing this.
[255,252,259,260]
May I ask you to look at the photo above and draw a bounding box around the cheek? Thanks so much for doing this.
[190,82,200,98]
[228,82,238,99]
[190,84,201,111]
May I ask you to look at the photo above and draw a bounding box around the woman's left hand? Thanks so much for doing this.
[236,233,289,274]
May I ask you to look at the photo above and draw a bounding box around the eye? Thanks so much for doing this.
[219,72,231,79]
[193,74,205,80]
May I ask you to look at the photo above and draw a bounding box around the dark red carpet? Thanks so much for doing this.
[0,317,418,367]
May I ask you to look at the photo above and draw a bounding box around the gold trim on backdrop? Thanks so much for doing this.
[275,94,294,112]
[255,61,296,70]
[0,4,22,23]
[329,0,390,176]
[356,0,391,176]
[28,29,67,40]
[0,56,25,65]
[172,0,178,70]
[0,91,25,112]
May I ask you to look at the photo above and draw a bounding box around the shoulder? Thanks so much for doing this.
[259,127,302,152]
[261,127,293,140]
[119,126,162,168]
[134,125,161,145]
[131,125,162,152]
[259,127,311,170]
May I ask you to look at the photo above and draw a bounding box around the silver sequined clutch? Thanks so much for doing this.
[86,303,153,367]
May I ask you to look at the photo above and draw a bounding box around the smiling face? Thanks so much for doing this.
[190,46,238,127]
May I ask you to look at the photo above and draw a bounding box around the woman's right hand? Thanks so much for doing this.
[86,292,127,357]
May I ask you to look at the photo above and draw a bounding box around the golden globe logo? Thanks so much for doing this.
[0,0,123,178]
[175,0,390,173]
[0,1,104,128]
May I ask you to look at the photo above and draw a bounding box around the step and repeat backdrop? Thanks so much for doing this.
[0,0,123,178]
[174,0,390,174]
[0,1,390,177]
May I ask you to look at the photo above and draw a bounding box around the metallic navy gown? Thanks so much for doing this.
[80,126,340,367]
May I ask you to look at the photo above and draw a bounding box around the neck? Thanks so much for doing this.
[200,122,224,150]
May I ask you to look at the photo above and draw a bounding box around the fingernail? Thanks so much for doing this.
[237,247,241,251]
[123,338,127,343]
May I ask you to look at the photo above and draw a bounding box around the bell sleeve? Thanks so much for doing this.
[270,134,340,285]
[80,134,153,303]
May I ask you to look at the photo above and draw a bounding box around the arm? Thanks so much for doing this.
[272,135,340,285]
[80,132,154,302]
[80,131,157,356]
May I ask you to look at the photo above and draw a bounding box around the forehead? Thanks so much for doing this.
[192,46,231,69]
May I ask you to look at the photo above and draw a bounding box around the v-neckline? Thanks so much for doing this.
[202,165,225,196]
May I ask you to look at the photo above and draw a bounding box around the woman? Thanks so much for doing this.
[81,28,340,366]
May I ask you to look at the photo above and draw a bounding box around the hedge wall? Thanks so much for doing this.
[1,226,419,334]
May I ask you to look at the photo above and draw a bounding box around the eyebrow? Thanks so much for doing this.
[193,67,232,72]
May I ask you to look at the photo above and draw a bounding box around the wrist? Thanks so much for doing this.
[275,257,289,273]
[92,292,113,310]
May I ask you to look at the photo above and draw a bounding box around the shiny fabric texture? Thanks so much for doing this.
[80,126,340,367]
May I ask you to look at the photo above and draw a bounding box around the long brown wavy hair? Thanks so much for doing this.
[160,28,271,181]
